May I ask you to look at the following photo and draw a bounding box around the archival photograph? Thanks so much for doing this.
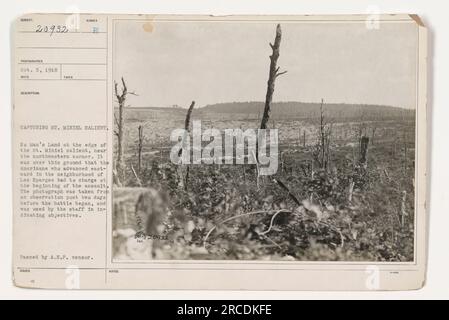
[112,19,417,262]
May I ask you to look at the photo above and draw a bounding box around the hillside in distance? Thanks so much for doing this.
[198,101,415,120]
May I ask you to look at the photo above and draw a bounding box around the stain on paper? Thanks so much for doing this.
[142,22,154,33]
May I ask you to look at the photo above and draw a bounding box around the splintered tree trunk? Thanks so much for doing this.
[114,77,134,181]
[303,130,306,147]
[179,101,195,190]
[371,127,376,145]
[256,24,287,163]
[326,123,333,170]
[117,102,124,165]
[137,125,144,174]
[320,99,325,168]
[116,92,125,178]
[280,151,284,173]
[314,99,333,171]
[178,101,196,158]
[260,24,287,131]
[360,136,370,166]
[184,101,195,132]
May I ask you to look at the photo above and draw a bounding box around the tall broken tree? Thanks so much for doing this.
[260,24,287,131]
[257,24,287,161]
[114,77,137,182]
[137,125,144,174]
[360,136,370,167]
[313,99,333,171]
[179,101,195,157]
[178,101,195,190]
[184,101,195,132]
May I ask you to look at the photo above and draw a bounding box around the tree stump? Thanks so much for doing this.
[360,136,370,166]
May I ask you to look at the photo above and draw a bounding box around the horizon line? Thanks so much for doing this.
[118,100,415,110]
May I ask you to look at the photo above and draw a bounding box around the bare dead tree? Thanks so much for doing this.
[313,99,333,171]
[280,151,285,173]
[371,127,377,145]
[184,101,195,132]
[114,77,137,180]
[320,100,325,165]
[178,101,195,157]
[256,24,287,162]
[260,24,287,131]
[137,125,144,174]
[360,136,370,167]
[178,101,195,190]
[326,123,333,170]
[303,130,306,147]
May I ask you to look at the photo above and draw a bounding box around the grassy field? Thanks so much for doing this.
[113,105,415,262]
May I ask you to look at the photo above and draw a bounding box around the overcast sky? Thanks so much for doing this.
[114,20,417,109]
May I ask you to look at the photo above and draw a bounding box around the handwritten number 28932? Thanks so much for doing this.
[35,25,69,36]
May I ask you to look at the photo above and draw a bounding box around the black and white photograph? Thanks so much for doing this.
[111,18,418,262]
